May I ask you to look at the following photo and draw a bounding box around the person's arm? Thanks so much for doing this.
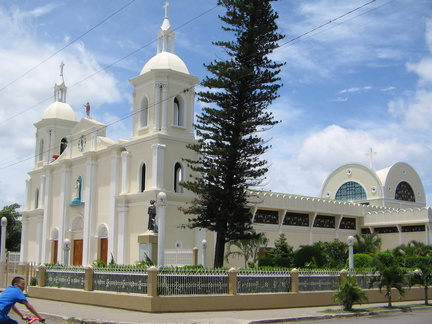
[22,300,45,321]
[12,305,28,320]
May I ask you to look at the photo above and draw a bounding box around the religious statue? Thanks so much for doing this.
[147,199,157,232]
[83,102,90,117]
[74,180,80,200]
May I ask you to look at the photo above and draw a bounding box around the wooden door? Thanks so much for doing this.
[73,239,83,265]
[100,238,108,264]
[52,240,58,264]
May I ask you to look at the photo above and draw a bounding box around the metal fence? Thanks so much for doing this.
[157,269,228,295]
[93,267,148,294]
[45,266,85,289]
[40,266,382,296]
[164,249,193,267]
[238,269,291,293]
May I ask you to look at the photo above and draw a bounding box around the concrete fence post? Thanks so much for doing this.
[147,266,159,297]
[340,269,349,284]
[192,247,198,266]
[38,264,46,287]
[290,268,299,293]
[84,266,94,291]
[228,268,238,295]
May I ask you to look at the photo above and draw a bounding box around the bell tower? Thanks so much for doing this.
[129,2,198,140]
[33,62,77,167]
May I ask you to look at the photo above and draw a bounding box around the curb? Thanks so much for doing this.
[249,306,431,324]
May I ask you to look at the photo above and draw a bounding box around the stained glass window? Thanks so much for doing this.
[335,181,367,201]
[395,181,415,202]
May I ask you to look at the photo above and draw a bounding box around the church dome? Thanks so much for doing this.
[42,101,77,121]
[140,51,189,75]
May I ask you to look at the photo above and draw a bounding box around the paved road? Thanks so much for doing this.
[291,307,432,324]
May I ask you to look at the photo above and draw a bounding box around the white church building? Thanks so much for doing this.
[20,5,432,268]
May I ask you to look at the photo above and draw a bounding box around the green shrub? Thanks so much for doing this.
[293,245,324,268]
[333,277,368,311]
[353,254,373,268]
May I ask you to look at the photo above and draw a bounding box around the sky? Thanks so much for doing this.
[0,0,431,210]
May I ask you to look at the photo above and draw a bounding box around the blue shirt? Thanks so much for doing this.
[0,286,27,322]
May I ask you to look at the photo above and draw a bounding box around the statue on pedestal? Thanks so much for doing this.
[147,200,157,232]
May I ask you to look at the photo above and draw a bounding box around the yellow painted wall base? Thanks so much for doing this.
[27,286,431,313]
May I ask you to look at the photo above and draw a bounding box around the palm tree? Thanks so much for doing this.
[333,277,368,311]
[354,232,382,254]
[410,258,432,305]
[370,254,408,307]
[225,232,268,268]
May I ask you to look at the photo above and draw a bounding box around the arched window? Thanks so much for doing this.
[140,97,149,127]
[38,139,44,161]
[335,181,367,201]
[34,188,39,209]
[173,97,184,126]
[174,162,183,193]
[395,181,415,202]
[140,163,146,192]
[60,137,68,155]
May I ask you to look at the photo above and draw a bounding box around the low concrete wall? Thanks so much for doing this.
[27,286,431,313]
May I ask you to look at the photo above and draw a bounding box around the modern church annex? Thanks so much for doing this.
[19,4,432,269]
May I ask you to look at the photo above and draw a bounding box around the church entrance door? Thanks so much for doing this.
[100,238,108,264]
[73,239,83,265]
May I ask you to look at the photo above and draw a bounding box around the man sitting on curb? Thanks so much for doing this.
[0,277,45,324]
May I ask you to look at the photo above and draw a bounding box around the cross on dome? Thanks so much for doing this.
[157,2,175,54]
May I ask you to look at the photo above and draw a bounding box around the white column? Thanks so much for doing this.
[66,135,73,159]
[154,84,162,131]
[157,192,167,267]
[109,152,121,262]
[188,89,195,136]
[121,151,130,194]
[39,175,46,209]
[35,216,44,264]
[25,179,31,210]
[58,166,71,264]
[117,205,129,264]
[19,217,29,264]
[83,159,98,265]
[152,144,166,189]
[161,84,168,131]
[41,171,52,263]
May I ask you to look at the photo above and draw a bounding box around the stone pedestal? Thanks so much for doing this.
[138,232,158,266]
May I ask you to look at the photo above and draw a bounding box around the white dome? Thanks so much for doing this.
[141,51,189,75]
[42,101,76,121]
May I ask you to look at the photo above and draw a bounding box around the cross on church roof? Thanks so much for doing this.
[366,147,377,169]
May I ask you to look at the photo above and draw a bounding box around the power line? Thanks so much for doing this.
[0,0,136,95]
[0,4,220,126]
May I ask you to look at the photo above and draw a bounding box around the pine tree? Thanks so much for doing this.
[182,0,284,268]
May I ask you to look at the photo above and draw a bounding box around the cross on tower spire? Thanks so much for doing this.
[164,2,170,18]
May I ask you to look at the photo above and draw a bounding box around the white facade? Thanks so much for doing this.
[20,5,432,268]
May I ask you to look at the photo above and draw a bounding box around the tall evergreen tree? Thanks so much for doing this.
[182,0,284,268]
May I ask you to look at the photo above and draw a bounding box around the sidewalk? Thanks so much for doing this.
[16,297,432,324]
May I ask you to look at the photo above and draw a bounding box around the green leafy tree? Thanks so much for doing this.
[333,277,368,311]
[182,0,284,268]
[225,232,268,268]
[259,233,294,268]
[406,257,432,305]
[393,240,432,258]
[313,240,348,269]
[0,204,22,252]
[354,232,382,254]
[293,245,324,269]
[369,253,408,307]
